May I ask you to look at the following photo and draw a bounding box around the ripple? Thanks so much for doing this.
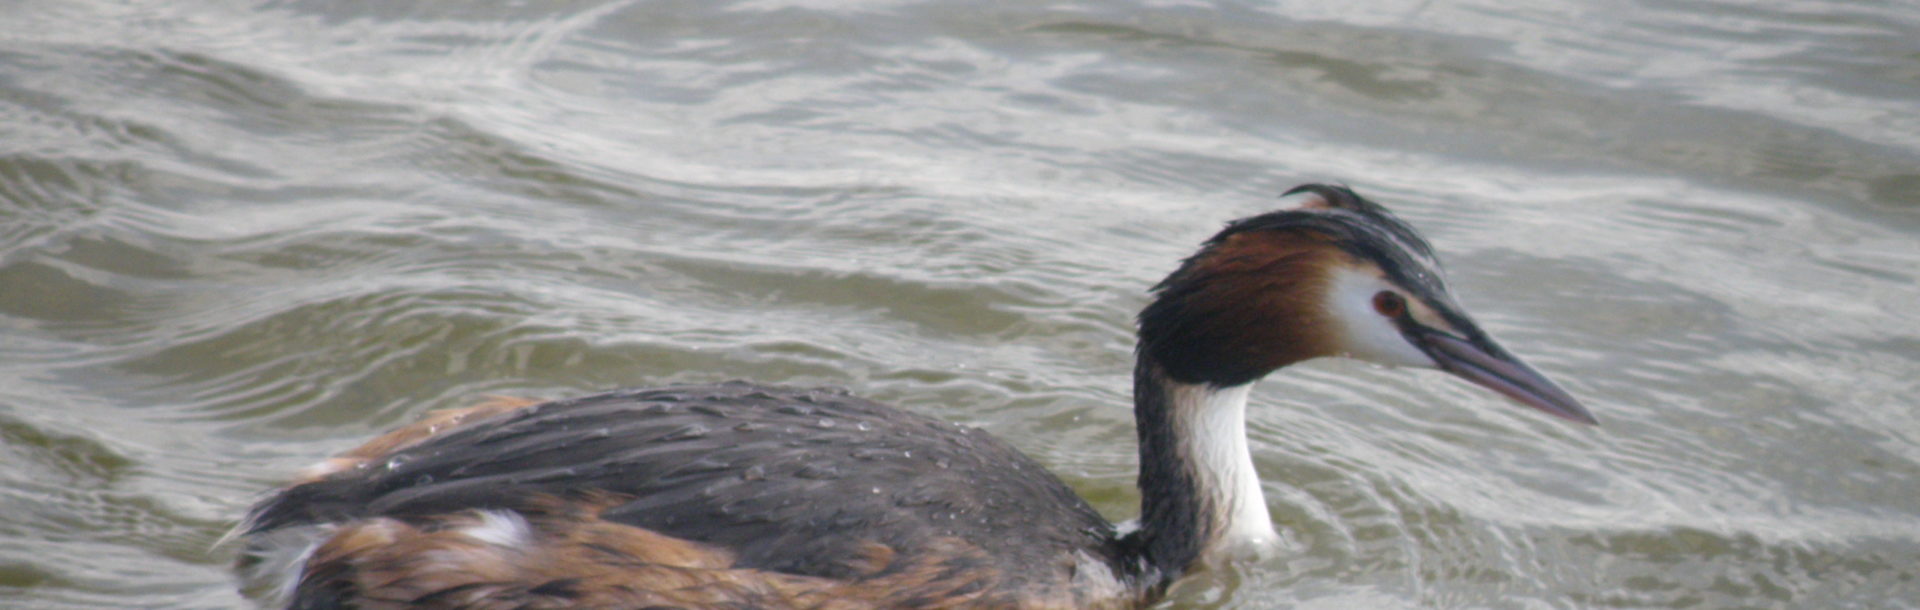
[3,1,1919,608]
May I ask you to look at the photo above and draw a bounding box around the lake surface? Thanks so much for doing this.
[3,0,1917,608]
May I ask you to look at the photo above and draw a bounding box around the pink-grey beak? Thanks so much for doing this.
[1411,326,1597,425]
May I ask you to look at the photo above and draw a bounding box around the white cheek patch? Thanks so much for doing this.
[1325,267,1438,369]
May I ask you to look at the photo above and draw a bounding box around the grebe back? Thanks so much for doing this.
[235,184,1595,609]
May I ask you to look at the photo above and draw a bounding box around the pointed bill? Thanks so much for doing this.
[1413,329,1597,425]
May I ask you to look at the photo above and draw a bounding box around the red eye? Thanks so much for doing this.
[1372,291,1406,317]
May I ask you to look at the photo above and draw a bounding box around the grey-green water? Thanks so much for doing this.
[3,1,1917,608]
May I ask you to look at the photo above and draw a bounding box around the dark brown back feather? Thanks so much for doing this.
[245,383,1140,604]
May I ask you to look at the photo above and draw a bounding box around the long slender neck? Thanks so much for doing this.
[1125,359,1279,583]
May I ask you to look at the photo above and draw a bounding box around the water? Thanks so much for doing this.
[2,1,1916,608]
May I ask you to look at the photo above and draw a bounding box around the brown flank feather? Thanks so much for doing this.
[295,493,1124,609]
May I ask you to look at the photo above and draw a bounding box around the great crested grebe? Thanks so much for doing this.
[235,184,1595,609]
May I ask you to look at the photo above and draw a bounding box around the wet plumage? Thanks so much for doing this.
[235,184,1595,609]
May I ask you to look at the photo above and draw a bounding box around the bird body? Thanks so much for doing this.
[244,384,1140,608]
[235,184,1595,609]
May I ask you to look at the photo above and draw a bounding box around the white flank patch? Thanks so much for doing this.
[1069,549,1131,601]
[232,523,338,606]
[463,510,532,548]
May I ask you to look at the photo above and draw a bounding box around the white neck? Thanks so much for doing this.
[1169,381,1279,558]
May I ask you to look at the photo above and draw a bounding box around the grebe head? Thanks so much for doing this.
[1139,183,1595,424]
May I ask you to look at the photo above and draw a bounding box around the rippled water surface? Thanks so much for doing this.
[3,1,1918,608]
